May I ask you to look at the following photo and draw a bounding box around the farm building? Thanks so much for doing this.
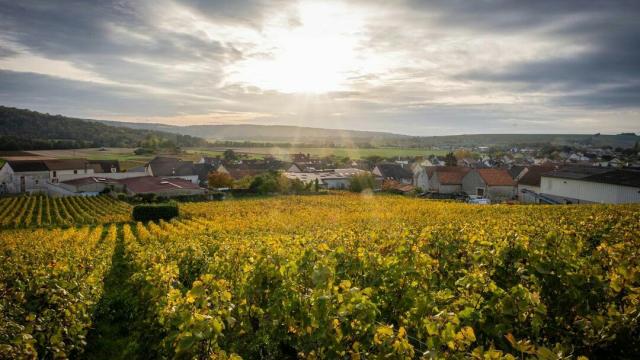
[118,176,206,197]
[428,167,470,193]
[145,157,199,184]
[0,159,98,194]
[59,176,123,194]
[540,167,640,204]
[516,166,556,203]
[372,164,413,184]
[462,169,516,201]
[284,168,370,189]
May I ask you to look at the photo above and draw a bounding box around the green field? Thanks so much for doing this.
[196,146,449,159]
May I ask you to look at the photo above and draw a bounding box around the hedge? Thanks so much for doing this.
[132,203,179,222]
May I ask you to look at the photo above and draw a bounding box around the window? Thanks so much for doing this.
[74,170,78,174]
[53,171,57,178]
[476,188,485,196]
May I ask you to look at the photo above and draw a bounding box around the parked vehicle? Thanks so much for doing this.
[466,195,491,204]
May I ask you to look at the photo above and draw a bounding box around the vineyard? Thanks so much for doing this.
[1,194,639,359]
[0,195,131,228]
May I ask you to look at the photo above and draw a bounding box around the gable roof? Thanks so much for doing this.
[43,159,88,171]
[88,160,120,173]
[508,166,527,179]
[6,160,49,172]
[148,156,196,176]
[518,166,555,186]
[430,166,471,185]
[476,169,516,186]
[374,163,413,180]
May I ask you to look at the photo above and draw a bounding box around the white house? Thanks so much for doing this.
[0,159,95,194]
[540,167,640,204]
[428,167,470,193]
[284,168,369,190]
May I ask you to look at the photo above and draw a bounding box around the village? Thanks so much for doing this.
[1,144,639,204]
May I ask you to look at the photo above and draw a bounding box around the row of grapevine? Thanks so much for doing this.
[0,224,118,358]
[0,195,131,228]
[94,195,638,359]
[1,194,638,358]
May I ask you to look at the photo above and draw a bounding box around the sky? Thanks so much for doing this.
[0,0,639,136]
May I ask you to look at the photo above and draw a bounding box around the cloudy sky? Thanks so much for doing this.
[0,0,638,135]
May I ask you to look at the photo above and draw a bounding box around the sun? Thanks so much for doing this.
[230,1,363,94]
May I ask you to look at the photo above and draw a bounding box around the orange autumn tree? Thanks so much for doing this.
[208,171,234,189]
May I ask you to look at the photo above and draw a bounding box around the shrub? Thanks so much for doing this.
[349,173,376,192]
[132,203,179,222]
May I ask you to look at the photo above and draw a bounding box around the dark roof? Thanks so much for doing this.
[194,163,215,182]
[508,166,527,179]
[543,166,611,180]
[476,169,516,186]
[61,176,117,186]
[543,167,640,188]
[518,166,555,186]
[375,163,413,180]
[117,176,202,194]
[43,159,88,170]
[6,160,49,172]
[88,160,120,173]
[148,157,196,176]
[201,156,222,165]
[227,169,263,180]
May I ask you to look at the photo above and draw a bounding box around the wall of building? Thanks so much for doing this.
[462,171,485,196]
[4,170,50,194]
[323,178,350,189]
[517,184,540,203]
[413,169,429,191]
[486,185,516,201]
[541,177,640,204]
[50,168,94,182]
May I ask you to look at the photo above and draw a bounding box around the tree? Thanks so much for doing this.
[208,171,234,189]
[223,149,238,161]
[349,173,376,193]
[444,152,457,166]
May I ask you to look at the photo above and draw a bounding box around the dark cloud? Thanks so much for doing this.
[0,0,638,133]
[0,70,212,117]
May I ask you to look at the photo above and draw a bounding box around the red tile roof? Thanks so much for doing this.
[432,167,471,185]
[477,169,516,186]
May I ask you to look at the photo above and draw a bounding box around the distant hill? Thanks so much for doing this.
[1,106,637,150]
[97,119,638,148]
[95,120,409,144]
[0,106,208,150]
[407,133,640,148]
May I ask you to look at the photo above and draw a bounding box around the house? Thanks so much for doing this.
[372,164,413,184]
[145,156,199,184]
[88,160,120,173]
[59,176,123,194]
[284,168,370,189]
[540,167,640,204]
[0,159,95,194]
[428,167,471,193]
[411,164,430,191]
[118,176,206,197]
[462,169,516,201]
[516,165,556,203]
